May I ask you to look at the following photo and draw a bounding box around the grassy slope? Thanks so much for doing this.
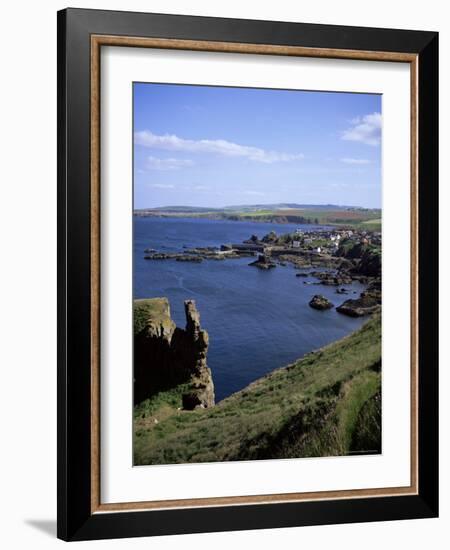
[221,208,381,226]
[134,313,381,465]
[134,297,173,334]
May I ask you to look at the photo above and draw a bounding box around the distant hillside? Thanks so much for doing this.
[134,204,381,229]
[223,203,359,212]
[136,203,370,213]
[141,205,222,213]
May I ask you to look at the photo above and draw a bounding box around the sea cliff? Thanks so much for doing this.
[134,298,214,409]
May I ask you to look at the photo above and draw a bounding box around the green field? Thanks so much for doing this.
[134,313,381,465]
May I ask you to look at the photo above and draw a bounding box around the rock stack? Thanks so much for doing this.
[309,295,334,310]
[181,301,215,410]
[133,298,215,409]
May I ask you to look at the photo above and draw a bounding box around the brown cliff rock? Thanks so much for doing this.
[134,298,215,409]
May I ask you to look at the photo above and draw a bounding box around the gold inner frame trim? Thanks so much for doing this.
[90,34,419,514]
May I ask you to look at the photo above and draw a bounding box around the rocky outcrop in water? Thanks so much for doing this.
[248,254,276,269]
[134,298,214,409]
[309,295,334,310]
[336,291,380,317]
[310,270,353,286]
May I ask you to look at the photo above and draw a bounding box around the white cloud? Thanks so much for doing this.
[191,185,210,191]
[148,183,175,189]
[135,130,304,164]
[146,156,194,171]
[340,158,371,165]
[341,112,381,146]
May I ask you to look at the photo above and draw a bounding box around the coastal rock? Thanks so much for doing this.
[313,270,353,286]
[261,231,278,243]
[144,252,204,262]
[144,252,176,260]
[180,301,215,409]
[185,246,218,253]
[365,278,382,302]
[277,254,312,269]
[337,258,354,270]
[336,292,380,317]
[185,299,201,337]
[309,295,334,310]
[175,255,203,262]
[134,298,214,408]
[243,234,261,244]
[355,248,381,277]
[248,254,276,269]
[338,240,381,278]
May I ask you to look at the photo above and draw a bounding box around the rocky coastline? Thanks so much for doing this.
[142,225,381,318]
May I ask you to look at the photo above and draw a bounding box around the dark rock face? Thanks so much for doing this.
[134,298,215,409]
[352,249,381,278]
[243,234,261,244]
[309,295,334,310]
[175,255,203,262]
[317,272,353,286]
[261,230,278,243]
[144,252,204,262]
[248,254,276,269]
[337,240,381,278]
[179,300,215,410]
[336,291,380,317]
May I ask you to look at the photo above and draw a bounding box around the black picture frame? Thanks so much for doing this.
[57,7,438,541]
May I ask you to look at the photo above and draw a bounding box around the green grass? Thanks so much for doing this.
[134,313,381,465]
[134,297,174,335]
[238,209,276,217]
[359,220,382,232]
[362,218,381,225]
[148,207,382,229]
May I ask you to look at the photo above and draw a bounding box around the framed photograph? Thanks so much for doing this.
[57,8,438,541]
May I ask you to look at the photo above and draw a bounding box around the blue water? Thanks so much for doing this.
[134,217,366,401]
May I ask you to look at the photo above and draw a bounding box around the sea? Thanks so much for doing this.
[134,216,367,401]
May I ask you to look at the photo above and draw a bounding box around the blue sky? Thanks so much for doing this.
[134,83,381,209]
